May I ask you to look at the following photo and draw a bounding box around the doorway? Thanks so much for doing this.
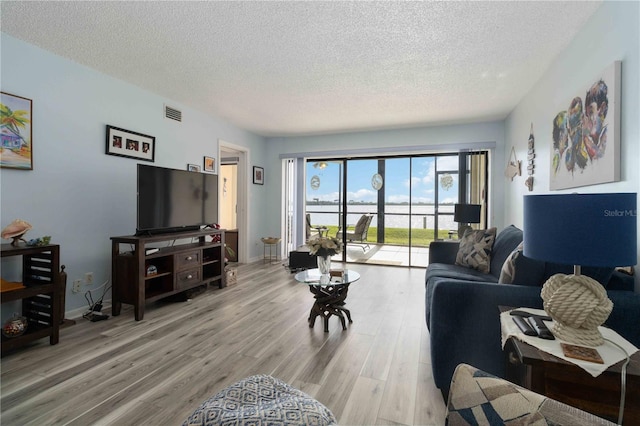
[219,140,248,264]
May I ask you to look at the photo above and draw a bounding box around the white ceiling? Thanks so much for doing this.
[1,1,601,137]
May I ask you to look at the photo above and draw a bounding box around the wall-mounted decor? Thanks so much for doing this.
[105,125,155,162]
[525,123,535,191]
[310,175,321,190]
[253,166,264,185]
[187,164,200,172]
[204,156,215,173]
[550,61,621,190]
[1,92,33,170]
[504,147,521,181]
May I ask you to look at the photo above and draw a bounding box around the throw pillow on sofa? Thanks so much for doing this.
[498,242,546,286]
[455,227,497,274]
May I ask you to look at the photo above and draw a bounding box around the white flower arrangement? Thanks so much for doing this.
[308,236,343,257]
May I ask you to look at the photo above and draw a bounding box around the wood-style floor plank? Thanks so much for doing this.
[1,261,446,425]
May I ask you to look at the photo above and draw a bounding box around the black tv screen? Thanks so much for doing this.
[137,164,218,235]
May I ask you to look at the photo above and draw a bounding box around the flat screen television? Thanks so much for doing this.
[136,164,218,235]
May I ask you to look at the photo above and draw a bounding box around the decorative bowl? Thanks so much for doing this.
[261,237,281,244]
[2,314,28,338]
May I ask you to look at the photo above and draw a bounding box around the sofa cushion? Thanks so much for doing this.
[498,242,546,286]
[489,225,524,279]
[427,263,500,284]
[455,228,497,274]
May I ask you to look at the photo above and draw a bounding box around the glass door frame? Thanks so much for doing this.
[304,150,488,267]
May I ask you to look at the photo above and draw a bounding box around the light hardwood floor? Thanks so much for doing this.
[1,261,446,425]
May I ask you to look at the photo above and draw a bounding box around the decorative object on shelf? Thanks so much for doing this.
[26,235,51,246]
[505,147,521,181]
[308,236,343,275]
[146,265,158,277]
[550,61,621,190]
[1,219,32,246]
[453,204,481,239]
[187,164,201,172]
[1,92,33,170]
[523,193,637,346]
[2,313,28,338]
[208,223,222,243]
[105,125,155,162]
[371,173,383,190]
[253,166,264,185]
[525,123,535,191]
[204,156,215,173]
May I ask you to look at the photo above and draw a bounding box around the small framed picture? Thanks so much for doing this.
[204,156,215,173]
[187,164,201,172]
[253,166,264,185]
[106,125,155,162]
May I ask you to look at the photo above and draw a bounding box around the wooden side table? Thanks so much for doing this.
[504,336,640,424]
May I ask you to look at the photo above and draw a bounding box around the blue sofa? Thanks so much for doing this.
[425,225,640,396]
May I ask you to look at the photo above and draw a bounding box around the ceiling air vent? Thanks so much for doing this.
[164,105,182,122]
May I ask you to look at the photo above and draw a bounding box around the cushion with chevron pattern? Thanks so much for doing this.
[183,374,337,426]
[455,227,496,274]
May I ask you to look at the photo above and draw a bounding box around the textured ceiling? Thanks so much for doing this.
[1,1,601,137]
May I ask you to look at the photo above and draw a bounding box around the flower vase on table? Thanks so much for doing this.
[308,236,343,276]
[317,256,331,275]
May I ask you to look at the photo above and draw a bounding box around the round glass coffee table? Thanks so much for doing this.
[294,268,360,332]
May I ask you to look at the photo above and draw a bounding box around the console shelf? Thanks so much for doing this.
[111,229,225,321]
[1,244,62,355]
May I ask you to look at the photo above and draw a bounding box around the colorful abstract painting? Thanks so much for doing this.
[550,61,620,190]
[1,92,33,170]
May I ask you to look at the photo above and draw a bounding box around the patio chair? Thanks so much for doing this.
[306,213,320,241]
[337,214,373,251]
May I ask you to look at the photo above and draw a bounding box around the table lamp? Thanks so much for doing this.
[523,193,637,346]
[454,203,481,238]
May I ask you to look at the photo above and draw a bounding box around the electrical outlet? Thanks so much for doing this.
[85,272,94,284]
[72,279,82,293]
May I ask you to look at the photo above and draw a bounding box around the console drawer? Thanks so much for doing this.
[176,268,201,289]
[176,251,200,270]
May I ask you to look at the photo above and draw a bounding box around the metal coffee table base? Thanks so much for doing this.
[308,284,353,332]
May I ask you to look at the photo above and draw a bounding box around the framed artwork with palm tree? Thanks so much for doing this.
[0,92,33,170]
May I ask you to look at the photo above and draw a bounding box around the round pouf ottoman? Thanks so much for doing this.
[183,374,337,426]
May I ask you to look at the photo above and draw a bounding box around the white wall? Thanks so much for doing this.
[266,121,507,237]
[503,2,640,288]
[0,34,266,316]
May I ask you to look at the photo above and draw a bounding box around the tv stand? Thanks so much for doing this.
[111,229,225,321]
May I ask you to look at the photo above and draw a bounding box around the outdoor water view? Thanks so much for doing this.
[306,203,457,246]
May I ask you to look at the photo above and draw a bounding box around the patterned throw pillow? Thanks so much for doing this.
[498,242,546,286]
[499,242,523,284]
[455,227,497,274]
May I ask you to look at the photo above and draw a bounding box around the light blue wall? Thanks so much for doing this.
[504,2,640,289]
[0,34,266,316]
[266,121,507,238]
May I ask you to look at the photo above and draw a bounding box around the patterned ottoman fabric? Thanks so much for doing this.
[446,364,615,426]
[183,374,337,426]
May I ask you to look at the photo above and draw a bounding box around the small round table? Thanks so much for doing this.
[294,268,360,332]
[261,237,281,264]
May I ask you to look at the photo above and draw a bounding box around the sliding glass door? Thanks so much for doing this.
[302,150,488,267]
